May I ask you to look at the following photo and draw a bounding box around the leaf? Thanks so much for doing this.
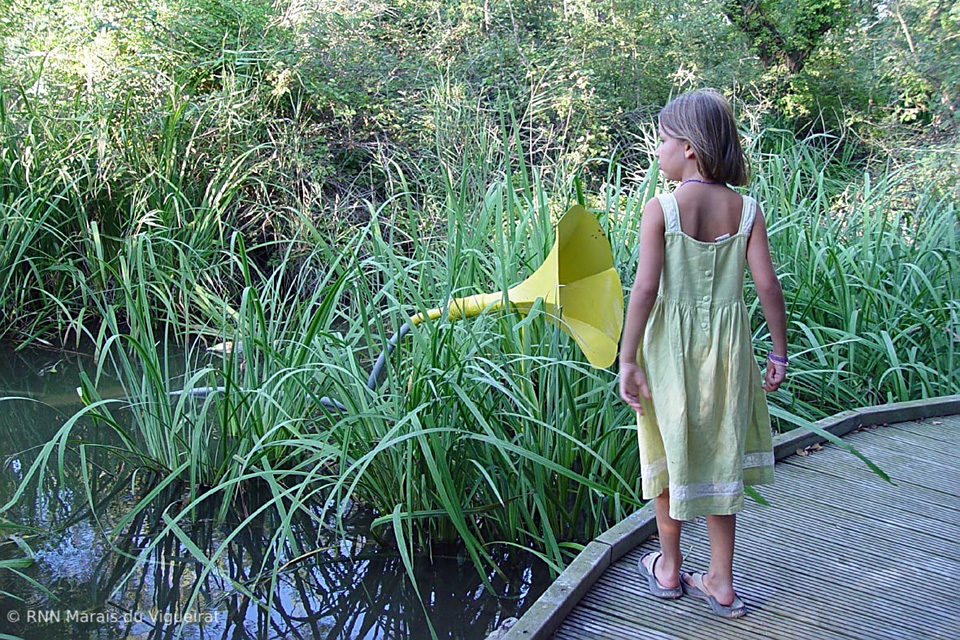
[745,486,771,506]
[770,405,892,484]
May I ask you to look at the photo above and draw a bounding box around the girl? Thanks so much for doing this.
[619,89,788,619]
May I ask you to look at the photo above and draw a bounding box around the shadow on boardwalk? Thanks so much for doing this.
[504,396,960,640]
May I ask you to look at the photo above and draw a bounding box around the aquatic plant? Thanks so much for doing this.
[751,133,960,414]
[0,92,956,636]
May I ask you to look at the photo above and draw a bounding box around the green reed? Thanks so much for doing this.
[1,90,957,636]
[751,134,959,414]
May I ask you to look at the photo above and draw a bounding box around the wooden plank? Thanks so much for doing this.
[857,426,960,460]
[764,463,960,545]
[609,519,960,638]
[844,428,960,471]
[882,417,960,443]
[939,414,960,427]
[555,607,684,640]
[827,446,960,487]
[734,497,960,576]
[756,459,960,560]
[607,543,959,636]
[767,450,958,513]
[578,573,871,640]
[617,534,960,612]
[558,606,749,640]
[577,588,854,640]
[512,406,960,640]
[510,542,611,639]
[594,500,658,562]
[777,460,960,524]
[578,447,960,636]
[589,572,906,640]
[820,456,960,498]
[832,427,957,478]
[612,531,952,622]
[767,397,960,460]
[772,412,862,461]
[679,524,960,614]
[779,454,960,517]
[700,561,960,640]
[854,396,960,427]
[767,476,960,546]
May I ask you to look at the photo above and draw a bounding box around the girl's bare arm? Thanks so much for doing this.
[621,198,666,364]
[745,205,788,391]
[619,198,666,410]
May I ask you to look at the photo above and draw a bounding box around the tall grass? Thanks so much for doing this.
[1,79,958,636]
[751,133,960,416]
[2,120,649,635]
[0,80,277,347]
[0,88,89,342]
[1,3,956,635]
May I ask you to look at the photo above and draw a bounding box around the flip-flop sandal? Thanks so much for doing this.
[637,552,682,599]
[681,571,746,618]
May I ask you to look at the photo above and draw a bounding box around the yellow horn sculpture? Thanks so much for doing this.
[410,205,624,369]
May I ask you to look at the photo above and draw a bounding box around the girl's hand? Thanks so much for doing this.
[619,362,652,413]
[762,360,786,392]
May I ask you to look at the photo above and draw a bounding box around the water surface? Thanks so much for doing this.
[0,345,550,639]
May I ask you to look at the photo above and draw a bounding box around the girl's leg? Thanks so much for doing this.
[701,514,737,605]
[651,489,682,588]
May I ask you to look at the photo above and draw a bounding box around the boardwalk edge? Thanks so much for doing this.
[501,394,960,640]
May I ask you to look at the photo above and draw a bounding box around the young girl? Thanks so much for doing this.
[618,89,788,619]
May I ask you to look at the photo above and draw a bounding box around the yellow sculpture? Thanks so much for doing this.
[408,205,624,369]
[210,205,623,410]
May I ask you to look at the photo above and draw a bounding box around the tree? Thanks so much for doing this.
[722,0,850,74]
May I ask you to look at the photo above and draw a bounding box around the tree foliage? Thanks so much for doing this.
[723,0,850,74]
[0,0,956,218]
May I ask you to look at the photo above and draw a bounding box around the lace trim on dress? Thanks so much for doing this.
[743,451,774,468]
[641,457,668,478]
[739,196,757,236]
[656,194,682,232]
[671,480,744,501]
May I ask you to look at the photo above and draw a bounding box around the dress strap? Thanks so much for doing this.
[656,194,681,232]
[739,195,757,236]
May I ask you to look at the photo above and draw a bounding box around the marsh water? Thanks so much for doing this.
[0,345,550,639]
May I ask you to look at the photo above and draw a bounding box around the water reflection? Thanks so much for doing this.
[0,346,550,639]
[4,482,548,639]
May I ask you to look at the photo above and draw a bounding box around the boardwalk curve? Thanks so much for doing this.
[503,395,960,640]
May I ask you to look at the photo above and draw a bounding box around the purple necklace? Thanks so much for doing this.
[680,178,720,186]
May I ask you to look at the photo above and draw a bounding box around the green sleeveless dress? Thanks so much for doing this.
[636,192,775,520]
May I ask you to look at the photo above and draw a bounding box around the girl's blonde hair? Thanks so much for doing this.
[658,89,749,186]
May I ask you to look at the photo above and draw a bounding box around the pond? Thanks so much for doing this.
[0,344,551,639]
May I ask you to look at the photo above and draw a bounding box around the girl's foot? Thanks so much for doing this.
[681,571,746,618]
[638,552,682,599]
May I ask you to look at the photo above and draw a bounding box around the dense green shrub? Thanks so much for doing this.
[0,5,957,624]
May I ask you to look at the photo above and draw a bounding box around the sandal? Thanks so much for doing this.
[637,552,682,599]
[681,571,747,618]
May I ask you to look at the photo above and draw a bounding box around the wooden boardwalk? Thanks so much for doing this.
[504,398,960,640]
